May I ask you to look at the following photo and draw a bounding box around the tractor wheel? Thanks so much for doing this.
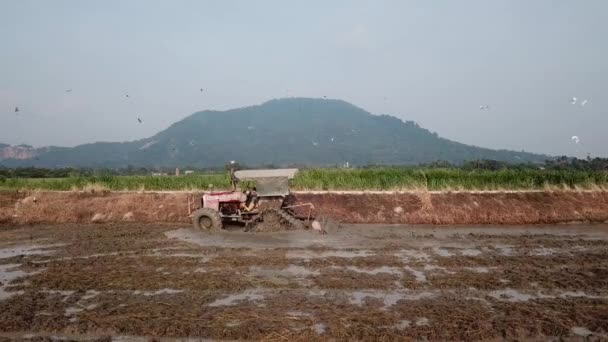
[192,208,222,231]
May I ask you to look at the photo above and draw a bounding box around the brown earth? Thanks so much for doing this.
[0,223,607,341]
[2,190,608,225]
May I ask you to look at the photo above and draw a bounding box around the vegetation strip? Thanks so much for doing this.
[1,168,608,191]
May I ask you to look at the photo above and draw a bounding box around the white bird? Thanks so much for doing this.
[330,137,335,142]
[312,141,319,147]
[247,126,255,130]
[311,220,325,233]
[571,136,580,144]
[570,97,577,105]
[581,99,588,107]
[479,105,490,110]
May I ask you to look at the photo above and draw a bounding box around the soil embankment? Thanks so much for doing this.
[2,190,608,225]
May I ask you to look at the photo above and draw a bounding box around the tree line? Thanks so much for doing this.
[1,157,608,180]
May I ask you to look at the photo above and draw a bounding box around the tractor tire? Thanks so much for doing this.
[192,208,222,231]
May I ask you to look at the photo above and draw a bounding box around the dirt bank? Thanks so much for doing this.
[1,190,608,225]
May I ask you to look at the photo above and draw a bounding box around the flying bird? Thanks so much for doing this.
[312,141,319,147]
[571,135,580,144]
[137,117,142,124]
[200,88,204,92]
[581,99,588,107]
[14,107,19,113]
[330,137,335,142]
[65,89,72,92]
[479,105,490,110]
[125,94,130,98]
[570,97,577,105]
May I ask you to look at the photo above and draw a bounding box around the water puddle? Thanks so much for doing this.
[248,265,320,284]
[224,320,241,328]
[403,266,427,282]
[313,322,327,334]
[495,245,515,256]
[558,291,606,299]
[148,248,215,260]
[0,264,27,300]
[286,310,312,318]
[0,244,65,259]
[348,290,436,308]
[464,267,491,273]
[286,250,374,259]
[488,289,533,302]
[342,266,403,275]
[208,289,266,307]
[394,320,411,330]
[132,289,184,296]
[415,317,429,326]
[64,306,83,316]
[432,247,454,257]
[166,228,343,249]
[571,326,593,337]
[530,247,555,256]
[461,248,482,256]
[395,249,431,262]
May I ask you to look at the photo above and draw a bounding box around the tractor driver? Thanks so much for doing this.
[242,187,259,212]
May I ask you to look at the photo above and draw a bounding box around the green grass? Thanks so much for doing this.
[291,168,608,191]
[1,168,607,192]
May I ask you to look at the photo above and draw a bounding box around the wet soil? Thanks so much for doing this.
[1,223,607,341]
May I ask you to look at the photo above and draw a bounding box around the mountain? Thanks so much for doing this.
[0,98,548,168]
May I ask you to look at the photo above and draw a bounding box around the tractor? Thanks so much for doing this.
[188,167,323,232]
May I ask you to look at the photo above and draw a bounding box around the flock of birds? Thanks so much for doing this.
[477,98,589,148]
[13,87,207,125]
[12,91,590,152]
[569,96,590,146]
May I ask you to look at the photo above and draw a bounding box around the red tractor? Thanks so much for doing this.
[189,168,323,232]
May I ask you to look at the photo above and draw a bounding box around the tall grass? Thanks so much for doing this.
[0,174,230,191]
[292,168,608,191]
[0,168,607,191]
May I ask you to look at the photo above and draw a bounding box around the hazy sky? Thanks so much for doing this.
[1,0,607,157]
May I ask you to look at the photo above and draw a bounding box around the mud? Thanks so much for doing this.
[0,223,607,340]
[3,190,608,225]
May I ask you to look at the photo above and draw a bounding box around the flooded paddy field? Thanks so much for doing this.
[0,223,607,341]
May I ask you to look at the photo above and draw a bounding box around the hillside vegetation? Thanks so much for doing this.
[0,98,547,168]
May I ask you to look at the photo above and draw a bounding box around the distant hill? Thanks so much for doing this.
[0,98,548,168]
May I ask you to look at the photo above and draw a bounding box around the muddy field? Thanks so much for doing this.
[1,223,608,341]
